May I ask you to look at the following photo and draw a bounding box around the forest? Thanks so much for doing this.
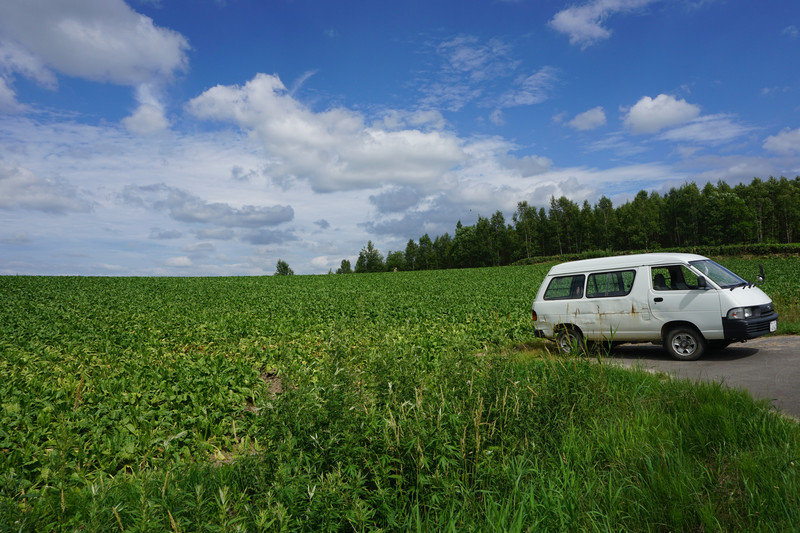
[340,176,800,273]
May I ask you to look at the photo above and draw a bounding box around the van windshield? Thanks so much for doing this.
[689,259,747,288]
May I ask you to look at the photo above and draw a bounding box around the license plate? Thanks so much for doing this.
[770,320,777,332]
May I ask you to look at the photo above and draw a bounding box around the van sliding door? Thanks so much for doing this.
[583,269,651,341]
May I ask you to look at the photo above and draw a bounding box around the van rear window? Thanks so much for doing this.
[543,274,585,300]
[587,270,635,298]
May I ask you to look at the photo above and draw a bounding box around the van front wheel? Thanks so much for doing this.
[664,327,706,361]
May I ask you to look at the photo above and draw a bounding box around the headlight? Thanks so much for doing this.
[727,307,753,319]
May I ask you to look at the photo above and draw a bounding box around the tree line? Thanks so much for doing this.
[336,176,800,274]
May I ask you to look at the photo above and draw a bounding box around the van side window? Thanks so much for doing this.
[652,265,702,291]
[586,270,635,298]
[543,274,585,300]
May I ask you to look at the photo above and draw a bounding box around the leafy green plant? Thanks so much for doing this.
[0,261,798,531]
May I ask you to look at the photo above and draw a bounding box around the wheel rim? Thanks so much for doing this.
[558,335,572,352]
[558,331,578,353]
[672,333,696,356]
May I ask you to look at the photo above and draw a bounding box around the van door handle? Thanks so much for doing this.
[654,297,663,303]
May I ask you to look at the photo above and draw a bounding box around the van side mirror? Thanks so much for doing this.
[697,276,708,289]
[757,264,765,284]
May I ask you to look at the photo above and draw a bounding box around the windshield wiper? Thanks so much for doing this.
[729,281,749,291]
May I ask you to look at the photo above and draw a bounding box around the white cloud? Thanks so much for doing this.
[0,40,57,85]
[550,0,660,48]
[621,96,750,145]
[675,145,701,159]
[657,114,752,144]
[437,36,519,82]
[499,67,558,107]
[761,86,790,96]
[369,186,422,214]
[150,228,182,239]
[783,25,799,39]
[165,256,192,267]
[122,103,169,134]
[407,109,448,130]
[568,106,607,131]
[310,256,333,270]
[0,41,57,111]
[489,109,505,126]
[0,0,189,86]
[420,36,556,112]
[763,128,800,155]
[121,183,294,228]
[688,155,780,185]
[0,0,188,127]
[242,228,296,245]
[122,83,170,134]
[623,94,701,134]
[0,160,93,213]
[411,35,518,111]
[421,81,483,112]
[0,82,788,277]
[187,73,465,193]
[586,132,649,157]
[376,109,448,131]
[195,228,236,240]
[500,154,553,177]
[0,77,25,113]
[182,242,216,254]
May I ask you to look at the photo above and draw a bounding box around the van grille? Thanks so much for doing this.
[747,320,773,335]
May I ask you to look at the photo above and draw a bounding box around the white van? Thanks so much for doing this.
[531,253,778,360]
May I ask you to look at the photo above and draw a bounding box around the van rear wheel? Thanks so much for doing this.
[556,327,585,354]
[664,326,706,361]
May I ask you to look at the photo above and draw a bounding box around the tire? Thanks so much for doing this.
[556,327,585,354]
[664,326,706,361]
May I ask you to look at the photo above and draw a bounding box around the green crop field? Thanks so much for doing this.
[1,257,799,531]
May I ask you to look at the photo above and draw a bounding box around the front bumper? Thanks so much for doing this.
[722,311,778,340]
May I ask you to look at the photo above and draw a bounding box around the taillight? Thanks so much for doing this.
[532,309,538,321]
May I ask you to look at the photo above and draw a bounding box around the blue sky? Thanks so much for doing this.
[1,0,799,275]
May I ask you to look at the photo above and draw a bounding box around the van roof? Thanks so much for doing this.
[546,253,708,276]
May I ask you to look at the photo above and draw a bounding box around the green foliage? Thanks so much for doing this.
[514,243,800,266]
[0,262,798,531]
[275,259,294,276]
[354,240,385,273]
[348,177,800,272]
[336,258,352,274]
[385,250,405,272]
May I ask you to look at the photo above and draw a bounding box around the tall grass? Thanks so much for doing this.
[1,266,798,531]
[4,349,798,531]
